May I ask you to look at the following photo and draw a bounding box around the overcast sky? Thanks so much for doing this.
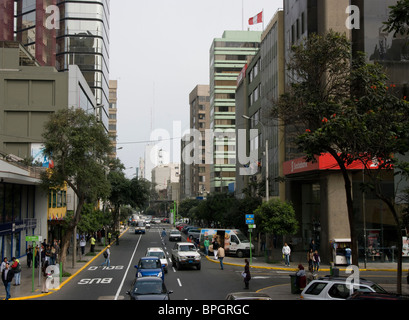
[109,0,283,178]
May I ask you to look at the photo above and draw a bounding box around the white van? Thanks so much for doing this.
[199,229,253,258]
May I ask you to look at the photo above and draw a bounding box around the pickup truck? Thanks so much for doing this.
[171,242,201,270]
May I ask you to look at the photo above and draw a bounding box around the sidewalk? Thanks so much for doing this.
[3,236,409,300]
[1,238,116,300]
[205,248,409,300]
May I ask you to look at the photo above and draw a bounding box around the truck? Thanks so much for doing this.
[199,229,253,258]
[171,242,201,270]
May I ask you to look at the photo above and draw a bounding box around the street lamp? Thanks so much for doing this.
[242,115,269,202]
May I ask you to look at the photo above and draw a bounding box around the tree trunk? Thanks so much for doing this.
[59,197,85,273]
[329,150,359,266]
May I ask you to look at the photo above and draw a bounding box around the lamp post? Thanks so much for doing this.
[242,115,269,202]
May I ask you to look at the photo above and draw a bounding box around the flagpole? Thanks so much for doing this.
[262,8,264,31]
[242,0,244,31]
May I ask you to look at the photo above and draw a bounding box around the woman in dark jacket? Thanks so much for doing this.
[243,259,251,289]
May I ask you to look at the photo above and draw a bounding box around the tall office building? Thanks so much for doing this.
[189,85,210,198]
[108,80,118,158]
[209,31,261,193]
[0,0,111,131]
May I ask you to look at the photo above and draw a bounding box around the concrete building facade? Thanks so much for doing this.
[209,31,261,193]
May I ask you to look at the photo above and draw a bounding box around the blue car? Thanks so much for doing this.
[135,257,165,281]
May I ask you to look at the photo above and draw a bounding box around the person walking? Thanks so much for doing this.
[10,257,21,286]
[307,249,314,272]
[313,250,321,272]
[212,237,219,260]
[2,262,14,300]
[90,235,96,253]
[107,231,112,245]
[282,243,291,267]
[80,235,86,256]
[243,259,251,289]
[217,246,225,270]
[161,228,167,245]
[204,237,210,256]
[101,245,111,267]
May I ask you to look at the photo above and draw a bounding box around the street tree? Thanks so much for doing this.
[40,108,111,271]
[254,198,298,260]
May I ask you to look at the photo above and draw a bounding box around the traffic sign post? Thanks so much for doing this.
[245,215,255,264]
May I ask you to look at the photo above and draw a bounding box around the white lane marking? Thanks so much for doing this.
[114,234,142,300]
[177,278,182,287]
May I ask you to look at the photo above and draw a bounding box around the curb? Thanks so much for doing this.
[11,228,128,300]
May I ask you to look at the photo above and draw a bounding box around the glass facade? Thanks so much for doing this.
[56,0,110,131]
[0,183,37,261]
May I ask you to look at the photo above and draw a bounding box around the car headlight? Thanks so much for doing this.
[137,272,142,277]
[158,272,163,278]
[195,256,201,261]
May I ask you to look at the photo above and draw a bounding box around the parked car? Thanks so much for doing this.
[176,223,187,231]
[126,276,173,300]
[145,247,168,273]
[169,229,182,242]
[225,292,273,300]
[187,228,201,241]
[182,225,195,234]
[300,276,387,300]
[134,257,165,281]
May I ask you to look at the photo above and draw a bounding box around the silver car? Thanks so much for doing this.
[300,276,387,300]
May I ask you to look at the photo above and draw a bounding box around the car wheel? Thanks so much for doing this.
[236,250,244,258]
[176,261,181,270]
[197,263,201,270]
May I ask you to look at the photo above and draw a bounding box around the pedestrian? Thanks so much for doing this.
[107,231,112,245]
[161,228,167,244]
[310,239,317,252]
[345,246,352,265]
[27,246,33,268]
[80,235,86,256]
[2,262,14,300]
[295,264,307,292]
[307,249,314,272]
[260,234,266,252]
[282,242,291,266]
[50,244,56,265]
[0,257,8,273]
[204,237,210,255]
[101,245,111,267]
[90,234,96,253]
[42,260,51,293]
[313,250,320,272]
[212,237,219,260]
[243,259,251,289]
[217,246,225,270]
[10,257,21,286]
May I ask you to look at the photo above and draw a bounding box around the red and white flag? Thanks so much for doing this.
[248,11,263,25]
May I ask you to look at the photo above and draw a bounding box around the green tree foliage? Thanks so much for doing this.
[384,0,409,36]
[40,108,112,270]
[254,199,298,236]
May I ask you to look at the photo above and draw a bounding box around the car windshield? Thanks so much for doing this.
[147,251,165,259]
[179,245,196,251]
[235,232,249,243]
[133,281,165,295]
[140,259,161,269]
[371,283,388,293]
[170,231,179,234]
